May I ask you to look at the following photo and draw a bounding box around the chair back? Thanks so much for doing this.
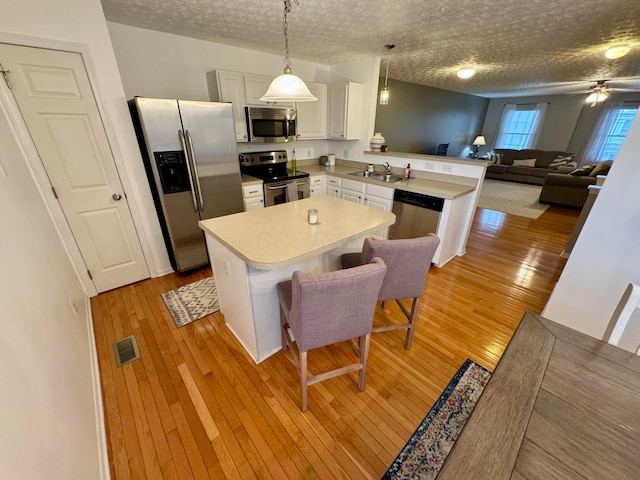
[361,235,440,301]
[288,258,387,351]
[437,143,449,156]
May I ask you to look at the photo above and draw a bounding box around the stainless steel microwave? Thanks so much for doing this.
[245,106,297,143]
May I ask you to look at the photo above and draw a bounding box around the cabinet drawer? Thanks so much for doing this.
[327,176,341,187]
[366,183,394,200]
[341,178,366,192]
[242,184,263,199]
[310,175,325,186]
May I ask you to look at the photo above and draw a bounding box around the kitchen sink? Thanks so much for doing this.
[349,171,405,183]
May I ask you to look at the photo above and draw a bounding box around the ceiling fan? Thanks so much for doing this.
[571,80,639,107]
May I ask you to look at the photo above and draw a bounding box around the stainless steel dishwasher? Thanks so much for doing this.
[388,189,443,239]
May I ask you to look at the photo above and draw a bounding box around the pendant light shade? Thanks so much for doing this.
[379,44,395,105]
[260,0,317,103]
[261,68,317,102]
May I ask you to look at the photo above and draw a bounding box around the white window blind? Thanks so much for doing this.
[583,102,639,164]
[494,103,548,149]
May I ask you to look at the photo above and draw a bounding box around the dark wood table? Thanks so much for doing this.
[437,311,640,479]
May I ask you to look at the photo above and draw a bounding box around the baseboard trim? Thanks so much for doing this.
[85,297,112,480]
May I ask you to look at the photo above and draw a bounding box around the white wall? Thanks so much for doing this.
[0,98,103,478]
[543,112,640,339]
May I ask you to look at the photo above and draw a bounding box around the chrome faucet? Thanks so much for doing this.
[378,162,392,175]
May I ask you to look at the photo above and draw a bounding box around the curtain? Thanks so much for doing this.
[581,102,639,165]
[493,104,516,148]
[527,103,548,148]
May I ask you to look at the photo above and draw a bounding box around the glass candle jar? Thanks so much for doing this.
[307,209,318,225]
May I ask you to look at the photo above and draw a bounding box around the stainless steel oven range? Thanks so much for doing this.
[239,150,310,206]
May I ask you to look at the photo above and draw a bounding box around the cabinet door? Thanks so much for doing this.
[341,188,364,204]
[309,174,326,196]
[328,83,347,138]
[327,186,340,198]
[297,83,327,139]
[365,194,392,211]
[211,71,248,142]
[244,74,294,107]
[243,196,264,211]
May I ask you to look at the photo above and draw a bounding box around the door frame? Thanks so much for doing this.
[0,32,155,296]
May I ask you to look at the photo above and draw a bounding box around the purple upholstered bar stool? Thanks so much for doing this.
[276,258,387,412]
[341,234,440,349]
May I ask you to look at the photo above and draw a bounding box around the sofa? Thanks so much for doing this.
[539,160,613,208]
[485,148,575,185]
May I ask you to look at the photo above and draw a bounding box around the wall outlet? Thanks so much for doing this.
[343,149,350,158]
[425,161,435,170]
[306,148,313,158]
[441,164,453,173]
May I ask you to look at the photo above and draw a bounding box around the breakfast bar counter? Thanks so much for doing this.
[199,195,396,362]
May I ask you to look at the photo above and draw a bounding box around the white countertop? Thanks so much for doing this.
[295,164,475,200]
[199,195,396,270]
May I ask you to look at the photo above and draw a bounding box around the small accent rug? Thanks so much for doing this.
[161,277,219,328]
[478,179,550,219]
[382,359,492,480]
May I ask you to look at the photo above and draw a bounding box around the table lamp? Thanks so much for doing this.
[472,135,486,158]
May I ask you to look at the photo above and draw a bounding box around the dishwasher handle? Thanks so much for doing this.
[393,189,444,212]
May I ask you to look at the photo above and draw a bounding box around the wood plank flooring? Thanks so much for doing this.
[92,204,579,479]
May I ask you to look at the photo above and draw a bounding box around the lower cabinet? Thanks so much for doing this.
[309,174,326,197]
[363,183,393,238]
[327,175,341,198]
[242,183,264,211]
[340,178,365,204]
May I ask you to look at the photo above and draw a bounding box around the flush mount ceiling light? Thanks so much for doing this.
[457,68,476,79]
[379,44,395,105]
[605,45,630,59]
[260,0,317,103]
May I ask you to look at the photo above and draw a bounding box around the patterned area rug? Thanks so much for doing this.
[382,359,492,480]
[161,277,219,328]
[477,179,550,219]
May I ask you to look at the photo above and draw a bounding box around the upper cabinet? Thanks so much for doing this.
[207,70,248,142]
[243,74,293,107]
[329,81,363,140]
[296,83,327,140]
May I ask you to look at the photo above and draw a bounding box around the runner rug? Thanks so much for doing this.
[382,359,492,480]
[161,277,219,328]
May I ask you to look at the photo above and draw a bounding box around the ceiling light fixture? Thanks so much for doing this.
[457,68,476,79]
[260,0,317,103]
[605,45,630,59]
[586,89,609,107]
[379,44,395,105]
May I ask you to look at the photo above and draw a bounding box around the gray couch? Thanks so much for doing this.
[485,148,575,185]
[539,161,613,208]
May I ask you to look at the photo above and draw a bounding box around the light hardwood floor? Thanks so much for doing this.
[92,204,580,479]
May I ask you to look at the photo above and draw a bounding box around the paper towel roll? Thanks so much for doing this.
[327,154,336,166]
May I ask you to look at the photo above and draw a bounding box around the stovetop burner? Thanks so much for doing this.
[239,150,309,184]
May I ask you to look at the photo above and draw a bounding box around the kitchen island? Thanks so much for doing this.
[199,195,396,363]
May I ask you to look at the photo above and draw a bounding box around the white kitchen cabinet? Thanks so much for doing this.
[340,177,365,204]
[309,174,326,196]
[328,82,363,140]
[242,183,264,211]
[297,83,327,139]
[207,70,249,142]
[327,175,341,197]
[244,74,294,107]
[364,183,394,238]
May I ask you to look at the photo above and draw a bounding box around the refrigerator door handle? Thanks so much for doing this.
[178,129,199,213]
[185,130,205,211]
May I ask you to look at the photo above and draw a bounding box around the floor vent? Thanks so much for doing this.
[113,335,140,367]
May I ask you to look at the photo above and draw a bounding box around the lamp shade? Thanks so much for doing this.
[260,71,318,102]
[473,135,486,146]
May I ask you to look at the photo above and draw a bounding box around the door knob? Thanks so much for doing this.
[112,193,122,201]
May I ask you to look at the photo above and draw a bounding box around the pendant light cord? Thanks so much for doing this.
[384,54,389,87]
[282,0,299,73]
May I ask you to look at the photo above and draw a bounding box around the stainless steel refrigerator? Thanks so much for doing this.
[129,97,244,272]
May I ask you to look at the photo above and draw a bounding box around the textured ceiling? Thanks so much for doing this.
[101,0,640,98]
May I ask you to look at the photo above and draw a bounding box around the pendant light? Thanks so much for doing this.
[260,0,317,102]
[379,44,395,105]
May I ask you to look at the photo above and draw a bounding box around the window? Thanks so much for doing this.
[583,103,639,163]
[494,103,548,149]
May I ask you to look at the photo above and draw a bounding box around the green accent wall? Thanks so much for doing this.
[374,78,489,157]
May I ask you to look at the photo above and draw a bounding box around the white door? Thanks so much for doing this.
[0,43,149,292]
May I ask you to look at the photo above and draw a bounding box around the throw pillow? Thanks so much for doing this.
[549,155,575,169]
[512,158,536,167]
[589,160,613,177]
[489,153,503,164]
[569,164,596,176]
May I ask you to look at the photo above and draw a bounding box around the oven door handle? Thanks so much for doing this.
[178,130,198,213]
[265,183,288,190]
